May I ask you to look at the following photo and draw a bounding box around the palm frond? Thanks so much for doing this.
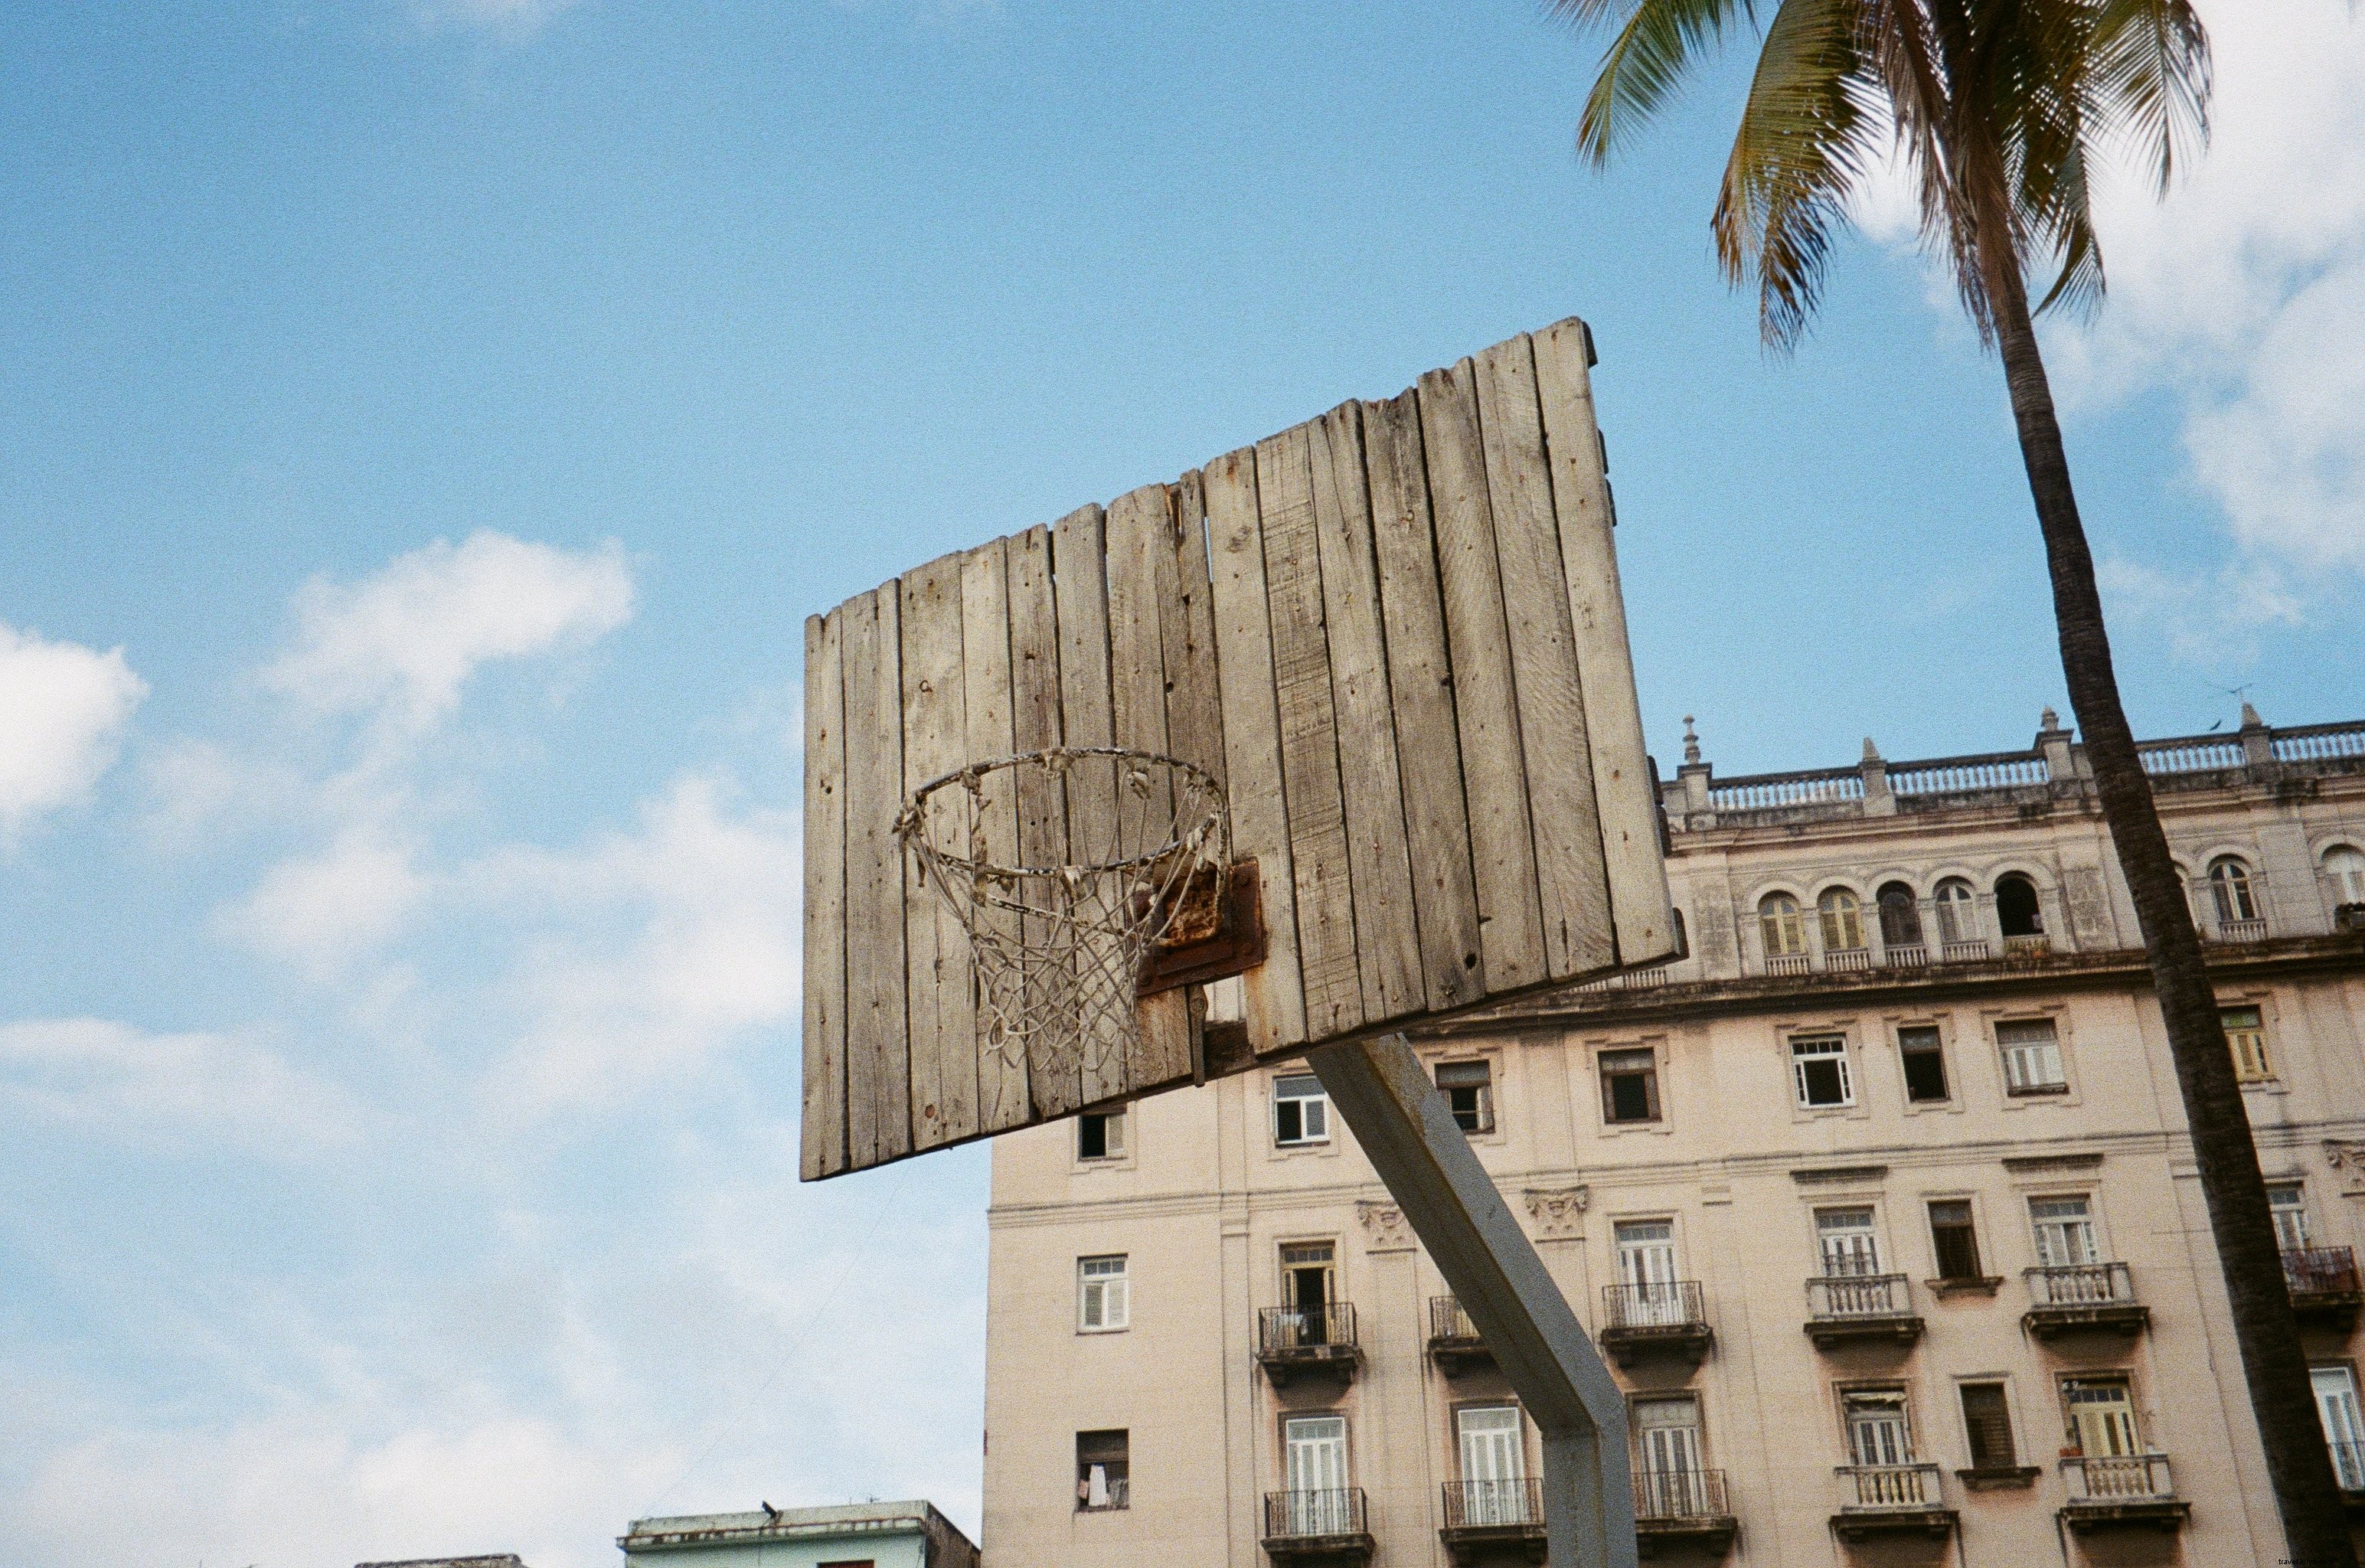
[1564,0,1761,164]
[2089,0,2211,193]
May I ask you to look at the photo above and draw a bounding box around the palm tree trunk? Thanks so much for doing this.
[1988,264,2357,1568]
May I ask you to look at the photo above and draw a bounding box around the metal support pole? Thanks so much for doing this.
[1310,1032,1638,1568]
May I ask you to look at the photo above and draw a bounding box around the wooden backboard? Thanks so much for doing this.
[802,318,1676,1178]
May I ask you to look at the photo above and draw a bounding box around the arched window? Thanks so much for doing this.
[1671,906,1689,958]
[1934,878,1978,945]
[1995,874,2043,938]
[1759,893,1805,958]
[1818,887,1866,952]
[2210,856,2260,924]
[1877,882,1923,949]
[2328,845,2365,905]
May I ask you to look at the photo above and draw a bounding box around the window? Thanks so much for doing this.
[1959,1383,2018,1471]
[1995,873,2043,938]
[1817,1206,1882,1276]
[1844,1389,1915,1467]
[1791,1034,1853,1109]
[1898,1025,1949,1102]
[1076,1429,1130,1511]
[2327,845,2365,905]
[1877,882,1924,949]
[1934,878,1978,945]
[1634,1396,1706,1512]
[1435,1060,1495,1135]
[2314,1367,2365,1490]
[1996,1018,2067,1094]
[2271,1184,2312,1252]
[2223,1005,2272,1082]
[1457,1406,1527,1524]
[2029,1195,2100,1268]
[2061,1376,2139,1457]
[2210,856,2260,923]
[1280,1240,1335,1312]
[1818,887,1867,952]
[1928,1200,1984,1281]
[1759,893,1805,958]
[1078,1255,1129,1331]
[1599,1047,1661,1125]
[1078,1109,1127,1160]
[1272,1074,1330,1146]
[1282,1415,1351,1533]
[1616,1220,1684,1325]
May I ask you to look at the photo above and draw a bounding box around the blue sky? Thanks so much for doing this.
[2,2,2361,1564]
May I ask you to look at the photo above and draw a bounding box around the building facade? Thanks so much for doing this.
[619,1501,981,1568]
[981,707,2365,1567]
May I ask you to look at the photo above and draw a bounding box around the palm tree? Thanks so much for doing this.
[1550,2,2354,1561]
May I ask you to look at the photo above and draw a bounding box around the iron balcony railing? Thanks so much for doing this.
[1635,1468,1730,1521]
[1259,1302,1358,1354]
[2027,1262,2136,1307]
[1837,1462,1943,1510]
[2331,1440,2365,1493]
[1264,1487,1367,1540]
[2285,1246,2361,1297]
[2062,1453,2177,1503]
[1442,1476,1543,1530]
[1808,1273,1911,1318]
[1429,1295,1479,1341]
[1604,1280,1707,1331]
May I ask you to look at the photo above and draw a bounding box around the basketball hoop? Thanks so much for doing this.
[897,746,1231,1085]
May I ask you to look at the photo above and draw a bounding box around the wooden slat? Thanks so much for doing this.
[1050,502,1130,1105]
[1416,361,1547,995]
[841,586,911,1166]
[962,536,1031,1133]
[1256,421,1364,1040]
[1308,403,1423,1021]
[900,554,977,1149]
[1106,482,1197,1089]
[1005,523,1080,1117]
[1202,446,1306,1054]
[1361,390,1485,1012]
[800,609,849,1180]
[1162,469,1227,791]
[1475,335,1614,980]
[1532,317,1678,967]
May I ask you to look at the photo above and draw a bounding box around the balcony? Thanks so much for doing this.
[2285,1246,2363,1331]
[2002,933,2052,958]
[2023,1263,2149,1340]
[2059,1454,2190,1533]
[1830,1463,1956,1540]
[1805,1275,1924,1350]
[1635,1469,1737,1558]
[1257,1303,1361,1387]
[1940,938,1991,962]
[1428,1296,1491,1376]
[1599,1282,1713,1367]
[1263,1488,1373,1565]
[1440,1478,1544,1565]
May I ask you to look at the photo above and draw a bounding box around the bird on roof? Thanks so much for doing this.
[761,1501,781,1523]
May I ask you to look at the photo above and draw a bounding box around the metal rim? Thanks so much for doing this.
[897,745,1228,881]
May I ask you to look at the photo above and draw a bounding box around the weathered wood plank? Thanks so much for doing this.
[1050,502,1130,1104]
[1005,523,1080,1117]
[1105,482,1196,1089]
[1256,421,1364,1040]
[1162,469,1227,792]
[800,609,849,1180]
[1532,317,1679,968]
[962,536,1031,1133]
[1362,390,1485,1012]
[1309,403,1424,1021]
[1202,446,1307,1055]
[900,553,977,1149]
[1417,360,1547,995]
[841,586,911,1166]
[1475,335,1615,980]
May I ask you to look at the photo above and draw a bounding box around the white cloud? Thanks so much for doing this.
[0,1018,361,1152]
[221,828,432,970]
[2097,555,2303,666]
[472,774,802,1118]
[0,621,146,846]
[265,532,633,732]
[409,0,583,39]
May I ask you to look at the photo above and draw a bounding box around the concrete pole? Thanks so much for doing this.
[1308,1033,1638,1568]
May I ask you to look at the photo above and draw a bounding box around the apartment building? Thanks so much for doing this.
[980,707,2365,1566]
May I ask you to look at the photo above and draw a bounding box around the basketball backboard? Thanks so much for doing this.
[802,317,1676,1179]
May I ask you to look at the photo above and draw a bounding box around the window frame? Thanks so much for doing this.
[1434,1058,1498,1136]
[1789,1032,1855,1110]
[1272,1073,1332,1148]
[1076,1427,1132,1511]
[1994,1016,2069,1097]
[1932,877,1979,946]
[2222,1003,2273,1083]
[1077,1108,1129,1162]
[1818,886,1867,953]
[1955,1380,2022,1474]
[1077,1253,1131,1333]
[2269,1183,2312,1252]
[1759,892,1806,959]
[2325,844,2365,906]
[1926,1197,1986,1282]
[1598,1045,1663,1126]
[1896,1021,1952,1106]
[2209,855,2260,923]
